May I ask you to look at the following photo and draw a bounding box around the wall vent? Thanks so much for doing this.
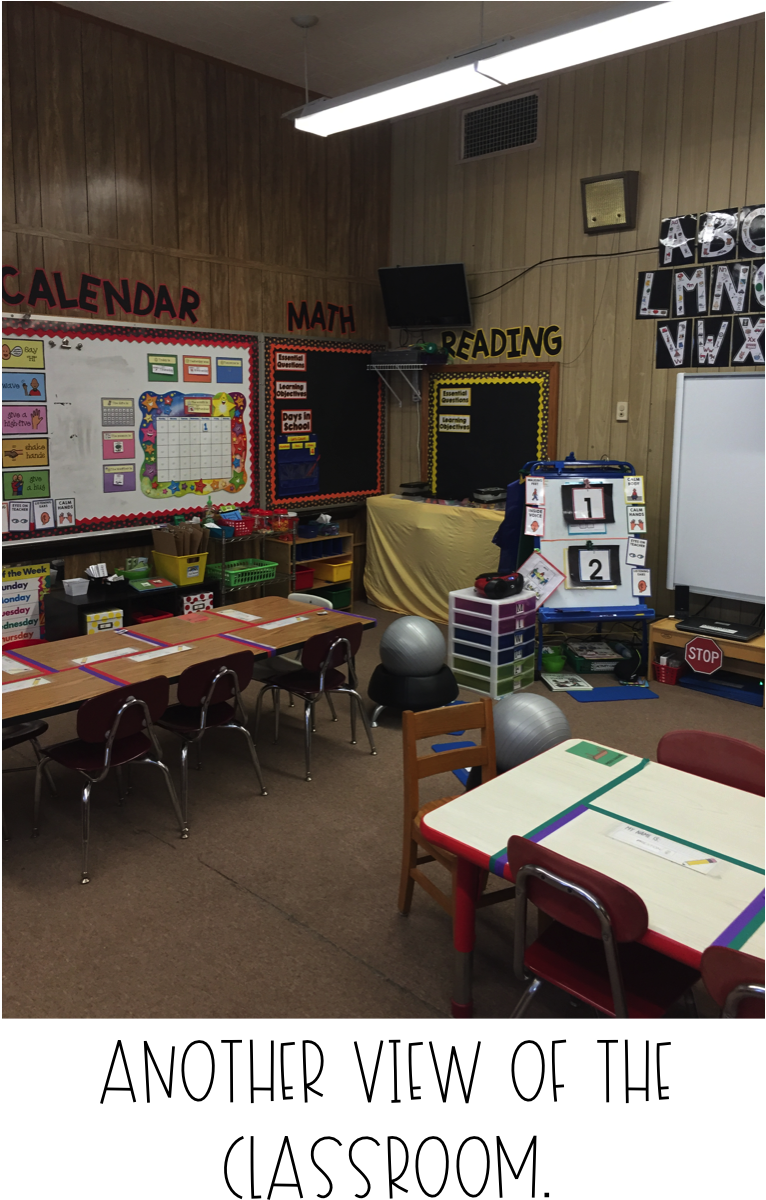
[461,92,539,160]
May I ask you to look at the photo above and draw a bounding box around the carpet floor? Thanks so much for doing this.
[3,603,763,1020]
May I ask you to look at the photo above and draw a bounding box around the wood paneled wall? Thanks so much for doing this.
[388,19,764,615]
[2,1,390,340]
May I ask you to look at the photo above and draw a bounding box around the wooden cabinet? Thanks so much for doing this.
[263,531,354,610]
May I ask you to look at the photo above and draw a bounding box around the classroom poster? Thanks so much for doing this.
[2,561,49,643]
[1,318,258,540]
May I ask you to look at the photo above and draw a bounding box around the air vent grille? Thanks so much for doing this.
[462,92,539,160]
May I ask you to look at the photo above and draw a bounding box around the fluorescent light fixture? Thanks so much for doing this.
[291,55,506,138]
[290,1,764,137]
[477,0,765,86]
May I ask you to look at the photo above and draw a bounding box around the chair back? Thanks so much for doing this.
[177,651,254,708]
[403,700,496,820]
[657,730,765,795]
[288,592,333,610]
[700,945,765,1018]
[301,623,362,673]
[506,836,648,943]
[77,676,169,743]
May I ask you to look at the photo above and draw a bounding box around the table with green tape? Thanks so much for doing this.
[421,738,764,1017]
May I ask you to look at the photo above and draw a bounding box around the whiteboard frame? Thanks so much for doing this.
[666,371,765,604]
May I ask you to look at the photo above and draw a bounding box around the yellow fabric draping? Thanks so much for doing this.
[364,495,504,623]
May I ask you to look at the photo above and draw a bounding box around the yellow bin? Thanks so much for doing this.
[152,551,208,586]
[313,556,352,583]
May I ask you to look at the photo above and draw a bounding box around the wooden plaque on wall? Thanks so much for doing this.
[421,362,559,499]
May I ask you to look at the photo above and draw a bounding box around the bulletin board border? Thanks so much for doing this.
[263,336,386,510]
[2,319,258,541]
[421,361,559,491]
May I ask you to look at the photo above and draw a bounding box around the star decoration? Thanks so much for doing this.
[142,395,159,414]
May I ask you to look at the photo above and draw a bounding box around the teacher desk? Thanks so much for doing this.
[421,738,764,1017]
[2,597,376,725]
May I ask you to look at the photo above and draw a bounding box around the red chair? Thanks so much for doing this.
[253,624,376,781]
[157,650,267,822]
[507,836,700,1018]
[657,730,765,795]
[700,945,765,1018]
[33,676,186,884]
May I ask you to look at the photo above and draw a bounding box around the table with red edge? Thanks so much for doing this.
[420,738,765,1017]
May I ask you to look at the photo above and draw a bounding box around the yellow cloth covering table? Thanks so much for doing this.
[364,494,504,623]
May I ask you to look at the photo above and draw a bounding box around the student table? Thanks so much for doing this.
[2,597,375,724]
[421,738,764,1017]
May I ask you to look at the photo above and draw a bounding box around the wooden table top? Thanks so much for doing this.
[421,738,764,967]
[2,597,376,724]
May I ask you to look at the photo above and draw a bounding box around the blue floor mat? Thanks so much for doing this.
[570,687,658,703]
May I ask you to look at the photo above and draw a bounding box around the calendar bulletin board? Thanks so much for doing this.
[263,336,385,509]
[2,318,258,541]
[421,363,558,500]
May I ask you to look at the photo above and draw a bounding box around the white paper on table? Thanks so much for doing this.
[258,616,310,631]
[2,655,33,675]
[608,823,718,873]
[217,609,262,622]
[71,647,138,666]
[3,675,50,693]
[129,644,193,663]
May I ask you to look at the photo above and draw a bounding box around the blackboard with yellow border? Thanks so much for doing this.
[422,363,558,500]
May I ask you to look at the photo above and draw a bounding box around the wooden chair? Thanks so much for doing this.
[507,836,700,1018]
[700,945,765,1018]
[657,730,765,795]
[398,698,514,922]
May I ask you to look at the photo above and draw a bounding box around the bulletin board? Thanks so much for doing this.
[263,336,385,509]
[422,363,558,500]
[2,317,257,541]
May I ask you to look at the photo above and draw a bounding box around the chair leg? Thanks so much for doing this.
[144,755,188,839]
[683,988,699,1018]
[326,692,338,722]
[180,740,190,829]
[226,722,268,796]
[348,690,377,755]
[288,691,295,708]
[194,740,202,770]
[510,977,543,1018]
[349,691,357,744]
[370,704,386,729]
[273,686,280,744]
[30,737,56,795]
[397,833,417,915]
[115,765,127,805]
[80,781,92,884]
[32,757,48,836]
[303,699,313,781]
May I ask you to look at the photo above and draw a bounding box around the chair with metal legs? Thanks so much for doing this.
[33,676,186,884]
[507,836,699,1018]
[700,945,765,1018]
[157,650,267,823]
[253,623,376,781]
[3,720,57,837]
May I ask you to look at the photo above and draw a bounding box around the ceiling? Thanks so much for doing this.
[61,1,625,97]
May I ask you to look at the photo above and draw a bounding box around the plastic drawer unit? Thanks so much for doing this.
[448,587,537,698]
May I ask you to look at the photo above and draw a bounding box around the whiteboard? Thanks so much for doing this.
[667,372,765,603]
[539,475,638,608]
[2,317,257,540]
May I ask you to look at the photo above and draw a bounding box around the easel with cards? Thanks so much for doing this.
[520,457,656,673]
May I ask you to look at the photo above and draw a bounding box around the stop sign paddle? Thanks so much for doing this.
[684,635,723,674]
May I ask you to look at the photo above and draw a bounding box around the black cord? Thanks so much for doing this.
[471,244,657,301]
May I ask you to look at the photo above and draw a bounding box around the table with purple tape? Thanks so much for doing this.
[421,738,764,1017]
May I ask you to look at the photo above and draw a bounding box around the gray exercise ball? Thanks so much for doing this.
[379,615,446,677]
[493,692,571,773]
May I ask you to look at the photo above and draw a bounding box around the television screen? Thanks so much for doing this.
[377,263,473,329]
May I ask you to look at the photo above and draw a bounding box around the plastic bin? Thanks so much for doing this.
[313,556,352,583]
[133,608,173,624]
[206,558,278,587]
[152,551,208,586]
[63,578,89,596]
[653,661,684,684]
[295,565,315,590]
[312,582,350,609]
[85,609,123,634]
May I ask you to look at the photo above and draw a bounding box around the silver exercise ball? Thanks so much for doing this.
[379,615,446,677]
[493,692,571,774]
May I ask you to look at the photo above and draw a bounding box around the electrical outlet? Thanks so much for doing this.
[616,401,628,422]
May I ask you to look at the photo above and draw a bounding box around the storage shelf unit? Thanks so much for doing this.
[448,587,537,697]
[264,531,354,610]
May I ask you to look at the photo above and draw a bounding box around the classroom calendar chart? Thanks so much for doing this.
[1,319,257,539]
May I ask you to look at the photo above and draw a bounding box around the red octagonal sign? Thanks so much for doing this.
[684,635,723,674]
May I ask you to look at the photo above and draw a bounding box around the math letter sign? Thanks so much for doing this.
[684,635,723,674]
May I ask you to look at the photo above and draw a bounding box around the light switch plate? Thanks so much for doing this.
[616,401,628,422]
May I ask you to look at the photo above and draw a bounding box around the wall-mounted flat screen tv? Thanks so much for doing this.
[377,263,473,329]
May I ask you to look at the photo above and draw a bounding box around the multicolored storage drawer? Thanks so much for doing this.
[448,586,537,698]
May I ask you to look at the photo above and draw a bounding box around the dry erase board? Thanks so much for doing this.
[263,336,385,509]
[422,363,558,500]
[2,317,257,541]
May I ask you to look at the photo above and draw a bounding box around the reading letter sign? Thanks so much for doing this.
[684,635,723,674]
